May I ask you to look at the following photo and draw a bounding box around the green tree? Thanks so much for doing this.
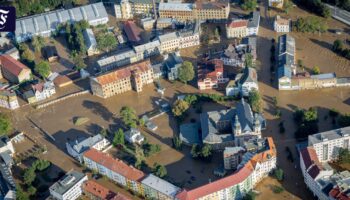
[35,61,51,78]
[201,144,212,158]
[31,36,45,53]
[33,159,51,171]
[294,17,328,33]
[27,185,37,196]
[113,128,125,146]
[19,44,35,62]
[241,0,257,11]
[339,114,350,127]
[99,129,108,137]
[178,61,195,84]
[135,146,144,169]
[0,114,11,136]
[312,66,320,75]
[153,163,167,178]
[172,100,189,117]
[339,148,350,164]
[248,89,263,113]
[143,142,161,157]
[304,107,318,122]
[191,144,200,158]
[243,191,256,200]
[184,94,198,105]
[23,168,36,185]
[333,39,344,53]
[274,168,284,181]
[283,0,293,14]
[120,106,138,128]
[96,32,118,52]
[16,184,29,200]
[245,53,254,68]
[71,52,87,70]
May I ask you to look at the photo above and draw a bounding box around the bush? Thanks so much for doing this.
[274,168,284,181]
[272,185,284,194]
[294,17,328,33]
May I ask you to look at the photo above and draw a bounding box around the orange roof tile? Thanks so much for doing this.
[96,60,151,86]
[83,149,145,181]
[227,20,248,28]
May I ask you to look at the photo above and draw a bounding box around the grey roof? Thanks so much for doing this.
[310,73,336,80]
[278,53,294,67]
[125,128,140,139]
[15,3,108,42]
[0,136,9,149]
[133,40,160,53]
[130,0,160,4]
[278,34,295,56]
[277,64,292,79]
[239,67,258,85]
[158,3,193,11]
[68,134,104,154]
[235,99,255,132]
[308,127,350,146]
[200,109,235,144]
[97,49,136,67]
[164,53,183,71]
[179,123,200,145]
[158,32,179,43]
[157,18,173,24]
[337,77,350,84]
[83,28,97,49]
[247,11,260,28]
[224,146,245,154]
[141,174,180,197]
[50,170,87,195]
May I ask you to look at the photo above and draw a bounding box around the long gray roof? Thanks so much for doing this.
[16,3,108,41]
[68,134,105,154]
[141,174,180,197]
[308,126,350,146]
[278,34,295,57]
[247,11,260,28]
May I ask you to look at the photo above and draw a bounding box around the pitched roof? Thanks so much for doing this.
[83,180,130,200]
[0,55,30,76]
[124,21,143,42]
[94,60,152,86]
[83,148,145,181]
[197,59,224,82]
[300,147,320,170]
[195,1,228,10]
[227,20,248,28]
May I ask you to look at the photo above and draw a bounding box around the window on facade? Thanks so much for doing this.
[323,144,328,160]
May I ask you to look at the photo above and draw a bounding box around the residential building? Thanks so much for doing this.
[163,52,183,81]
[83,149,145,195]
[226,20,248,38]
[129,0,159,16]
[0,55,32,83]
[274,15,291,33]
[66,134,110,163]
[141,17,156,30]
[157,18,176,29]
[119,0,133,19]
[90,60,154,98]
[269,0,284,8]
[83,180,130,200]
[97,49,138,72]
[308,127,350,163]
[0,135,15,159]
[141,174,181,200]
[49,170,88,200]
[15,2,109,43]
[178,21,201,49]
[42,46,59,62]
[125,128,145,144]
[158,1,229,21]
[277,34,296,90]
[133,40,161,59]
[0,90,19,110]
[197,59,229,90]
[223,146,245,170]
[226,67,259,97]
[176,137,276,200]
[0,161,16,200]
[220,37,257,67]
[247,12,260,36]
[158,32,180,54]
[83,28,100,56]
[23,82,56,103]
[200,99,265,149]
[124,20,143,45]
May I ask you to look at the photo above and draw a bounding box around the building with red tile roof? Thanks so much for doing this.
[124,20,143,44]
[90,59,154,98]
[83,180,130,200]
[176,137,277,200]
[0,55,32,83]
[83,148,145,195]
[226,20,248,38]
[197,59,229,90]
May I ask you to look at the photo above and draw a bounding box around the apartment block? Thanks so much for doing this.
[90,60,154,98]
[274,15,291,33]
[83,149,145,195]
[226,20,248,38]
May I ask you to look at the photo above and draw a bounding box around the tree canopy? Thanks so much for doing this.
[35,61,51,78]
[96,32,118,52]
[120,106,138,128]
[312,66,320,75]
[241,0,257,11]
[294,17,328,33]
[32,36,45,53]
[178,61,195,83]
[153,163,167,178]
[113,128,125,146]
[172,100,189,117]
[248,89,263,113]
[0,114,12,136]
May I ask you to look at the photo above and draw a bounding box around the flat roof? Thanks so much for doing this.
[309,126,350,146]
[159,3,193,11]
[49,170,87,195]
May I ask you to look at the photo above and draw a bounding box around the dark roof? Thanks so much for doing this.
[277,64,292,79]
[278,34,295,56]
[42,46,58,59]
[124,21,143,43]
[247,11,260,28]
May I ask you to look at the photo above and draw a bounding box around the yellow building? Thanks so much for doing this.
[90,59,154,98]
[226,20,248,38]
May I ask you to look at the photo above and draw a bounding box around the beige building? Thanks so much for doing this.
[291,72,337,90]
[0,55,32,83]
[0,90,19,110]
[226,20,248,38]
[90,60,154,98]
[274,15,291,33]
[158,1,229,21]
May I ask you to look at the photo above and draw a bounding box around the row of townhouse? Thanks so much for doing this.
[226,12,260,38]
[115,0,158,19]
[90,60,154,98]
[82,148,180,200]
[158,1,230,22]
[176,137,277,200]
[300,126,350,200]
[15,2,109,43]
[97,21,200,73]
